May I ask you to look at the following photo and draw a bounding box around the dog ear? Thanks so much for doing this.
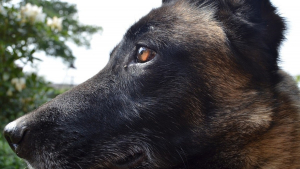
[216,0,285,78]
[239,0,285,52]
[257,0,285,56]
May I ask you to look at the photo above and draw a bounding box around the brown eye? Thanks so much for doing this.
[137,47,156,63]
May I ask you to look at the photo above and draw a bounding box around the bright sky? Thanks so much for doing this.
[26,0,300,85]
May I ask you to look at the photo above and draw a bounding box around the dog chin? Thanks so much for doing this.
[25,160,60,169]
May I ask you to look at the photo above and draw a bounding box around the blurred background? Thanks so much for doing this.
[21,0,162,85]
[0,0,299,168]
[21,0,300,85]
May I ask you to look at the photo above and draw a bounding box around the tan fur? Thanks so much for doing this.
[244,72,300,169]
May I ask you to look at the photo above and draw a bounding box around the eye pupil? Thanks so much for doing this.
[137,47,156,63]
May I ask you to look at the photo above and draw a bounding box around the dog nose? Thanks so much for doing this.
[4,121,28,152]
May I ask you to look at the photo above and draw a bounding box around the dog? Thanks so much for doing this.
[4,0,300,168]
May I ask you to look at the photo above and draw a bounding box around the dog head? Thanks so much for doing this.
[4,0,285,168]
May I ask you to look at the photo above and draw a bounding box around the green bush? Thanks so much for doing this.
[296,75,300,83]
[0,0,101,168]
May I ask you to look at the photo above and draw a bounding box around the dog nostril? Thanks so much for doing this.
[3,121,28,151]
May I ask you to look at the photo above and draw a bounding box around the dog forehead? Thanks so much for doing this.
[126,1,226,45]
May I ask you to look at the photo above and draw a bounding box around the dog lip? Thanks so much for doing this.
[112,151,145,168]
[10,130,30,159]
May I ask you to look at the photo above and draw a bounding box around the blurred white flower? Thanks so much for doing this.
[6,89,13,96]
[47,16,63,31]
[0,4,7,16]
[20,3,46,23]
[11,78,26,92]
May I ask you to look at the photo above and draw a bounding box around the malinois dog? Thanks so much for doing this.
[4,0,300,168]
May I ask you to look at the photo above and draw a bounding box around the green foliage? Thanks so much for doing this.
[296,75,300,88]
[24,0,101,49]
[296,75,300,83]
[0,0,101,168]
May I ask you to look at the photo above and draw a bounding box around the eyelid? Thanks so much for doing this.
[136,42,156,52]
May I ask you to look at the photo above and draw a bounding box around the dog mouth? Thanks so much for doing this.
[23,152,146,169]
[111,152,146,168]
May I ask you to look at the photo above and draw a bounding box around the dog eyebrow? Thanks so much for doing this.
[126,21,151,40]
